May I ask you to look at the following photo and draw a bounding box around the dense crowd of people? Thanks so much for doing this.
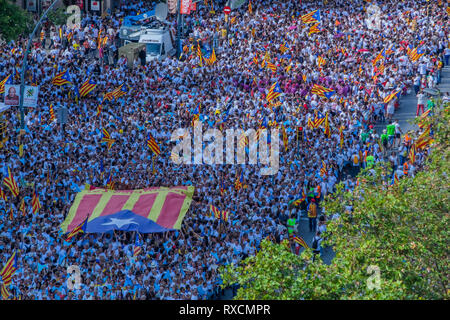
[0,0,448,299]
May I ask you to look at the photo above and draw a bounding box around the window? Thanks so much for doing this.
[145,43,161,55]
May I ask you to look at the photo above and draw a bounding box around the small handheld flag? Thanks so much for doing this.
[147,132,161,156]
[32,188,42,214]
[2,167,19,197]
[101,128,116,150]
[293,236,309,249]
[65,217,88,242]
[133,233,142,257]
[79,77,97,97]
[49,104,55,122]
[1,251,17,286]
[51,70,72,86]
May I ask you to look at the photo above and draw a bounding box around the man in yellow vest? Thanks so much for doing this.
[307,198,318,232]
[351,152,360,176]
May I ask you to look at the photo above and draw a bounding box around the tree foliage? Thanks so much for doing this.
[47,7,69,27]
[0,0,33,42]
[221,103,449,300]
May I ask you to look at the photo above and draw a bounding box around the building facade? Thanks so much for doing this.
[10,0,119,14]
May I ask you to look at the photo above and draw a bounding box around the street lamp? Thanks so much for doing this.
[175,0,182,58]
[18,0,59,129]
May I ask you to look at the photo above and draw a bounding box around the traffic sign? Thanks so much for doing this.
[224,6,231,15]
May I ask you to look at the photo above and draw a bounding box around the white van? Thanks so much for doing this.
[139,28,176,62]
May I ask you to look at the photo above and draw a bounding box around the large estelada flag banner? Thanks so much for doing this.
[60,186,195,234]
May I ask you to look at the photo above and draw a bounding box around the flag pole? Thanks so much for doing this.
[152,155,155,175]
[19,0,59,129]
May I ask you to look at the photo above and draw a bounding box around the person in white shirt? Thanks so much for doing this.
[413,75,421,94]
[444,47,450,66]
[416,90,426,116]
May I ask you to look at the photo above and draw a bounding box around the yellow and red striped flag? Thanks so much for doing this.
[0,187,7,202]
[0,75,11,94]
[97,28,103,50]
[209,204,221,219]
[408,144,416,164]
[418,108,431,128]
[301,9,320,24]
[209,48,217,65]
[266,82,282,102]
[147,132,161,156]
[221,210,229,222]
[235,171,243,191]
[133,233,141,257]
[101,128,116,150]
[408,47,425,62]
[103,84,128,102]
[383,89,401,104]
[308,23,320,36]
[96,104,102,117]
[317,56,326,68]
[266,61,277,73]
[239,131,249,149]
[1,284,9,300]
[320,160,327,177]
[49,104,55,122]
[32,188,41,214]
[324,112,331,138]
[1,251,17,286]
[51,70,72,86]
[293,235,309,249]
[2,167,19,197]
[372,48,386,66]
[279,43,288,53]
[19,198,26,216]
[106,174,115,190]
[197,41,203,66]
[79,77,97,97]
[339,125,344,148]
[65,217,88,242]
[311,84,335,99]
[260,58,266,68]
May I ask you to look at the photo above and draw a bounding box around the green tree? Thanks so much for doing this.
[47,7,69,26]
[0,0,33,42]
[221,103,449,300]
